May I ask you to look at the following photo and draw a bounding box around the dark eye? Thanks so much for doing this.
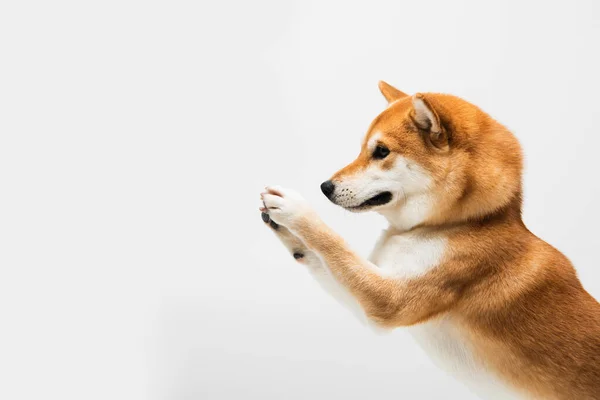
[372,145,390,159]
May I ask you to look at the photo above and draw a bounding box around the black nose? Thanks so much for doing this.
[320,180,335,198]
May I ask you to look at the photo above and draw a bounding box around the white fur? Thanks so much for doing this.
[377,156,436,231]
[262,186,318,230]
[369,228,446,279]
[379,192,435,232]
[332,155,432,222]
[366,132,381,152]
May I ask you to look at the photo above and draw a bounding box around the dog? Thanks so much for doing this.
[259,81,600,399]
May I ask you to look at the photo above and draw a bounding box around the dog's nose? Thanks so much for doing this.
[320,180,335,198]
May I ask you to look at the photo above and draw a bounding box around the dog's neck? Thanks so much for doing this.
[378,192,436,232]
[379,189,524,233]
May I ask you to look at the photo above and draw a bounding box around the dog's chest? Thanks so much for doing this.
[369,230,524,399]
[368,229,446,278]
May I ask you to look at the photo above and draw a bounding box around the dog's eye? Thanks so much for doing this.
[372,145,390,159]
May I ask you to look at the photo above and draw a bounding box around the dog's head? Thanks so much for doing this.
[321,81,523,229]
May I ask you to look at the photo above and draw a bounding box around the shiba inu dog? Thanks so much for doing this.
[259,81,600,399]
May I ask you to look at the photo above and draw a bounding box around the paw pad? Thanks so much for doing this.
[261,212,279,230]
[293,252,304,260]
[261,212,270,223]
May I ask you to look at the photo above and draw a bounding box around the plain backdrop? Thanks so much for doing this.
[1,1,599,399]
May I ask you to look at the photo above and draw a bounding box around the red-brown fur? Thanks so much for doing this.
[263,82,600,399]
[308,83,600,398]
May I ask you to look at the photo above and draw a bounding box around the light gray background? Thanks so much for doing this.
[1,1,599,399]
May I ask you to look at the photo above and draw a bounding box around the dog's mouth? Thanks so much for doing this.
[347,191,393,210]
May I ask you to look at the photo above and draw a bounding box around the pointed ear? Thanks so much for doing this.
[378,81,408,104]
[411,94,448,150]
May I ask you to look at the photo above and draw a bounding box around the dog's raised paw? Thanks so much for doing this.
[261,186,318,229]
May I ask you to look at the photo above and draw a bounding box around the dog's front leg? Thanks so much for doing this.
[259,207,367,322]
[262,186,459,328]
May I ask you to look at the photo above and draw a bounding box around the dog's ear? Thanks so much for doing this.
[412,94,448,150]
[378,81,408,103]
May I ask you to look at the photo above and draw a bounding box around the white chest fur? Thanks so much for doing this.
[368,228,446,278]
[369,229,525,399]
